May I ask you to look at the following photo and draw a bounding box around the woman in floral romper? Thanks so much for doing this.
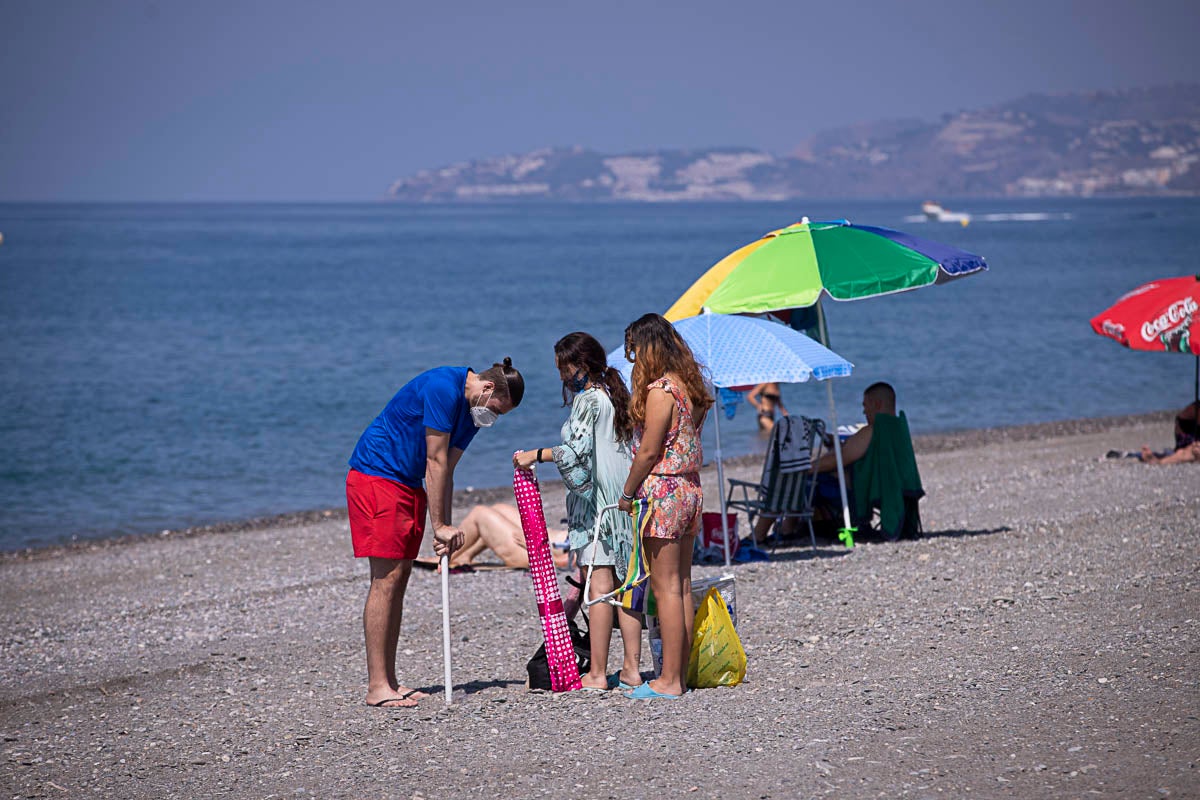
[618,313,713,699]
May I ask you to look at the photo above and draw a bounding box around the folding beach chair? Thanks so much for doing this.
[726,415,826,550]
[583,501,652,609]
[851,411,924,541]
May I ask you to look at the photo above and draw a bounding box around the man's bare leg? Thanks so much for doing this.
[750,514,774,545]
[363,557,425,706]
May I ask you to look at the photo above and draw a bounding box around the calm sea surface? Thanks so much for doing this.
[0,199,1195,550]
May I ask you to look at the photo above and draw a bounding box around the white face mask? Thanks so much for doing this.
[471,387,498,428]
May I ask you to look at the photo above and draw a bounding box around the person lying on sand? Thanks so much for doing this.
[1140,441,1200,464]
[1142,401,1200,463]
[1108,401,1200,464]
[415,502,569,571]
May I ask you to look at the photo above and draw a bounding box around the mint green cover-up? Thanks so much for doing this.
[550,388,634,581]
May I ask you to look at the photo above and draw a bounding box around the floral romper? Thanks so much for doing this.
[634,377,704,540]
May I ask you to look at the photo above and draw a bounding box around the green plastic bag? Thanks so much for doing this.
[687,587,747,688]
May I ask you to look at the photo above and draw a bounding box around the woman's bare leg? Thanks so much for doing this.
[681,533,695,662]
[644,537,687,696]
[581,566,616,689]
[616,607,644,686]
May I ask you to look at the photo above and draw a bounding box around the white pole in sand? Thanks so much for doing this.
[713,385,732,567]
[440,556,452,705]
[705,313,734,567]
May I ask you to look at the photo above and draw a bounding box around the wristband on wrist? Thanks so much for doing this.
[620,490,635,501]
[537,448,545,463]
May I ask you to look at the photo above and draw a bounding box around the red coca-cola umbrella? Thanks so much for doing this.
[1090,274,1200,402]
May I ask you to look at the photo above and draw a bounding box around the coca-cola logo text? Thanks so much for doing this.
[1141,298,1198,341]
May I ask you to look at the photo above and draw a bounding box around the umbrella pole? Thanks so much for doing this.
[816,301,854,543]
[440,555,452,706]
[712,386,732,567]
[823,381,853,533]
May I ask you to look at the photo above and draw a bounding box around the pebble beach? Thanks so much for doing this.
[1,412,1197,799]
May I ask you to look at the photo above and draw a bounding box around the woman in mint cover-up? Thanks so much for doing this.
[514,332,643,691]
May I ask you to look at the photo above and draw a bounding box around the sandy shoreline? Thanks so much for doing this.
[1,412,1197,798]
[2,410,1175,563]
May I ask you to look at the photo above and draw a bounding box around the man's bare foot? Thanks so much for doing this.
[365,687,425,708]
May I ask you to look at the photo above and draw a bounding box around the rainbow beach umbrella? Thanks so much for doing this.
[665,217,987,541]
[666,218,987,320]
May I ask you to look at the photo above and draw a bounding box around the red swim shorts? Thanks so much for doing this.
[346,469,427,560]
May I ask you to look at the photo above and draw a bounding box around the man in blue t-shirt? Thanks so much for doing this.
[346,359,523,708]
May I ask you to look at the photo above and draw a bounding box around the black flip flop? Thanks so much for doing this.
[369,689,420,708]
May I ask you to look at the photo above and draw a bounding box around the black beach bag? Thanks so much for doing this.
[526,617,590,690]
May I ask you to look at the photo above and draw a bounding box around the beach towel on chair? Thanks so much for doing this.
[514,465,582,692]
[617,500,652,612]
[775,415,816,474]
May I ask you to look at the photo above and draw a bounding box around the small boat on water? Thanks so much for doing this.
[921,201,971,226]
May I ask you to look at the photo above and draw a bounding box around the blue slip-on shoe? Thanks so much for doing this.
[625,682,683,700]
[606,673,635,690]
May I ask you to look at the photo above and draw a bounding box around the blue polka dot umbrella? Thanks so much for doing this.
[608,312,853,564]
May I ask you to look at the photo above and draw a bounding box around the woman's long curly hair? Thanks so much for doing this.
[624,313,713,426]
[554,331,633,444]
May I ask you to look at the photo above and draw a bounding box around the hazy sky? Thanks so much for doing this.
[2,0,1198,201]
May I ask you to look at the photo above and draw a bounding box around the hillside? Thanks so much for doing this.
[387,85,1200,201]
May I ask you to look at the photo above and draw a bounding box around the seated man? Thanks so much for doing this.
[415,503,569,571]
[812,381,897,474]
[812,382,923,540]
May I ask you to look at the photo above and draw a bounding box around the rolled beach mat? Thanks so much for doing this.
[513,463,581,692]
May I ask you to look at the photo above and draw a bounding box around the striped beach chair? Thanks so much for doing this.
[726,415,825,550]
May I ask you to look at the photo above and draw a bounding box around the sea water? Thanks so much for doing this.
[0,198,1195,550]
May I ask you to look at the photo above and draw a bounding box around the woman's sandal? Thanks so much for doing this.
[624,683,683,700]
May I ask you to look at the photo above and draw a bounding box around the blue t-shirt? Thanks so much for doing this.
[348,366,478,487]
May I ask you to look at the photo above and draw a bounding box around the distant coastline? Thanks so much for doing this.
[387,85,1200,202]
